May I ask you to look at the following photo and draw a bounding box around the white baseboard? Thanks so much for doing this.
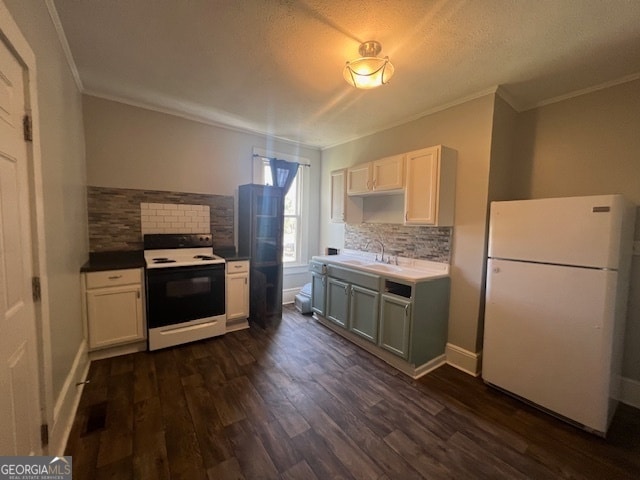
[48,340,90,455]
[445,343,482,377]
[88,340,146,361]
[413,354,447,379]
[620,377,640,409]
[282,287,300,305]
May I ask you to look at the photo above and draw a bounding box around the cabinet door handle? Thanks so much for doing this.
[321,277,326,287]
[404,304,409,316]
[233,264,243,269]
[344,285,348,295]
[405,212,408,221]
[244,278,247,284]
[137,291,140,299]
[367,180,371,190]
[108,275,122,280]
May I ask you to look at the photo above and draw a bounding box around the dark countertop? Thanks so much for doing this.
[216,247,251,262]
[81,247,249,272]
[81,250,145,272]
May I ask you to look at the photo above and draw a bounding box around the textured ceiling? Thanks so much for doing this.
[52,0,640,148]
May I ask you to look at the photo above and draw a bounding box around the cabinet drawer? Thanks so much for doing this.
[309,261,327,275]
[327,265,380,291]
[86,268,142,289]
[227,260,249,274]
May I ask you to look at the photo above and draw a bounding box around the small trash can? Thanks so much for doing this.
[294,282,313,314]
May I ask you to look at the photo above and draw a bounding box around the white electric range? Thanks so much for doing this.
[143,234,226,350]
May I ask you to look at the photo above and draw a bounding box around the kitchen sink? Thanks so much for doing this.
[314,253,450,281]
[362,263,404,273]
[340,259,368,266]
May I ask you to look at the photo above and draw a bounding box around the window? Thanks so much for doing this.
[253,155,303,265]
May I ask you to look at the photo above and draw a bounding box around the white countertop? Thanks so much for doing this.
[312,250,450,282]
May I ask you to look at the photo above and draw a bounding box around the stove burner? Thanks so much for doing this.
[194,255,215,260]
[153,258,176,264]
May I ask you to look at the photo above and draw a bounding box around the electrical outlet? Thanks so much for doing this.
[634,240,640,256]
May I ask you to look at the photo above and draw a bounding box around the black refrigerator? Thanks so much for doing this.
[238,184,284,327]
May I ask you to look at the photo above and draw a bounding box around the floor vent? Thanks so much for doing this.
[83,402,108,436]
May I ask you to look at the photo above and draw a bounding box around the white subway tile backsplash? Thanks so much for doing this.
[141,202,210,234]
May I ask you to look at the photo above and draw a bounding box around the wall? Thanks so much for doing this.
[83,95,322,291]
[321,95,496,368]
[83,95,322,195]
[513,78,640,384]
[4,0,88,437]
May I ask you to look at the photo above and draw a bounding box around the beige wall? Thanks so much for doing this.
[4,0,88,398]
[83,96,322,290]
[84,95,321,196]
[321,95,496,355]
[514,79,640,381]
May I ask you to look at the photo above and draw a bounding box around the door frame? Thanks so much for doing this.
[1,0,54,449]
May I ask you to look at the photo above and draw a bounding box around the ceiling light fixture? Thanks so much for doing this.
[343,41,395,89]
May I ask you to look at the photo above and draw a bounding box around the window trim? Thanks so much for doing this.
[251,147,310,269]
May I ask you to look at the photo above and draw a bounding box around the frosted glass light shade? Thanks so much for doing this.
[343,41,395,89]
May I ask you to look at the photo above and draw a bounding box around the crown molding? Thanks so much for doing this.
[322,86,500,150]
[45,0,83,91]
[83,90,321,151]
[522,72,640,111]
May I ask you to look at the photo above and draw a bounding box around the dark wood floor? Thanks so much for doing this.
[65,305,640,479]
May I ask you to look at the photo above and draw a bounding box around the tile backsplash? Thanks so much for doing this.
[141,202,210,234]
[88,186,233,252]
[345,223,452,263]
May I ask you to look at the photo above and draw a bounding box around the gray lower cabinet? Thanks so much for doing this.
[310,260,327,316]
[379,293,411,359]
[349,285,379,343]
[327,277,350,327]
[312,259,450,377]
[311,271,326,316]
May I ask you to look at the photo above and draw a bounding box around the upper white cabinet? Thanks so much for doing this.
[331,169,347,222]
[404,145,456,226]
[347,163,372,195]
[372,154,404,192]
[347,154,404,196]
[331,168,363,223]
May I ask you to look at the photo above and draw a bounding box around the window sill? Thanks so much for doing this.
[283,263,310,275]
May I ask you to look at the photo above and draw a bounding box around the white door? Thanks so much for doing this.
[483,258,616,432]
[0,36,42,454]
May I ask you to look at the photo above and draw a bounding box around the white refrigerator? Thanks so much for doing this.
[483,194,635,435]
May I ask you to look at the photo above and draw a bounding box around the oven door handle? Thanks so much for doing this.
[146,263,225,277]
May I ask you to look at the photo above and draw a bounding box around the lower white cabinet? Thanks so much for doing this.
[226,260,250,321]
[84,268,145,350]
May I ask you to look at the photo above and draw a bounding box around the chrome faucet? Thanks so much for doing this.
[366,239,385,263]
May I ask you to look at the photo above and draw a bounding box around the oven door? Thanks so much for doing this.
[146,263,225,328]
